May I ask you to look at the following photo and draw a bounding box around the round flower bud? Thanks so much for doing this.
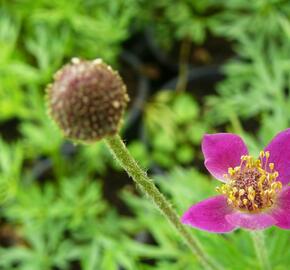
[46,58,129,143]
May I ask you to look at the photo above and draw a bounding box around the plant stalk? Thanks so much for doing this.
[105,134,222,270]
[176,37,191,93]
[251,231,271,270]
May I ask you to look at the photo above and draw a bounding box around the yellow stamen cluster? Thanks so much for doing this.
[216,151,282,212]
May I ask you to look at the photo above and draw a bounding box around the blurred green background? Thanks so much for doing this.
[0,0,290,269]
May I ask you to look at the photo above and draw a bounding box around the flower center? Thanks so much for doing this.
[216,151,282,212]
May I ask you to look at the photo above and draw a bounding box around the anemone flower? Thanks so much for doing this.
[181,129,290,233]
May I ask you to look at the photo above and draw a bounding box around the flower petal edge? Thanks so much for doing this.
[181,195,236,233]
[202,133,248,182]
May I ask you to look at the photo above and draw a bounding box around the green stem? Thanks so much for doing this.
[250,231,271,270]
[105,134,223,270]
[176,37,191,93]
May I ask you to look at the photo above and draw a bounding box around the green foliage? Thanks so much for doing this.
[0,139,23,203]
[123,168,290,269]
[207,33,290,130]
[212,0,290,41]
[1,0,290,269]
[206,0,290,146]
[142,91,206,168]
[0,0,139,122]
[0,176,142,270]
[141,0,220,49]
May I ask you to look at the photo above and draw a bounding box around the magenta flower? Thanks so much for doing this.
[181,129,290,233]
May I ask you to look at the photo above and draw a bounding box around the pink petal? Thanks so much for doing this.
[181,196,236,233]
[271,186,290,229]
[225,212,276,230]
[202,133,248,182]
[264,128,290,185]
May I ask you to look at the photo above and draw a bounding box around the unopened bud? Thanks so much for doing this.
[46,58,129,142]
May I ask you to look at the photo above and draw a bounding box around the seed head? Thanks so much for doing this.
[46,58,129,143]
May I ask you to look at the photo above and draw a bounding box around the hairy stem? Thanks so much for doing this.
[105,134,223,270]
[251,231,271,270]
